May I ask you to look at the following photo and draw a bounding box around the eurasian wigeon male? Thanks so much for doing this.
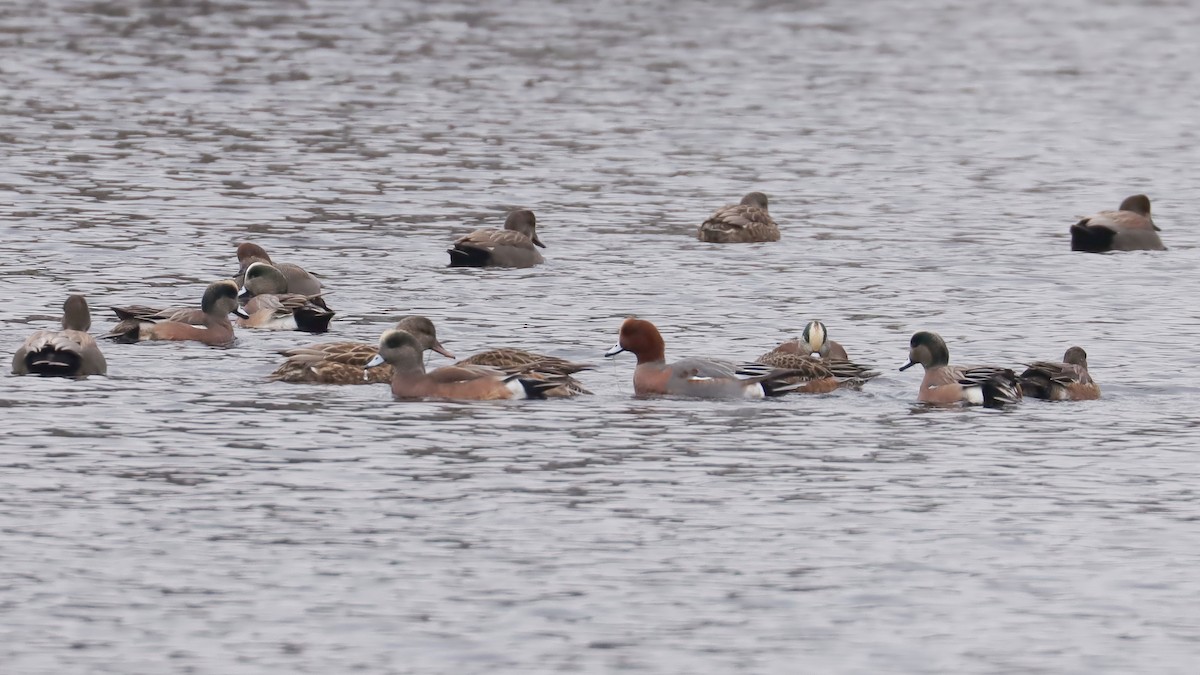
[365,328,566,400]
[103,281,247,346]
[236,242,324,295]
[447,209,545,268]
[697,192,781,243]
[1018,346,1100,401]
[900,331,1022,407]
[1070,194,1165,252]
[238,261,334,333]
[270,315,454,385]
[603,318,809,399]
[13,295,107,376]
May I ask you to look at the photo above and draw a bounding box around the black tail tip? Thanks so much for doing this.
[1070,223,1115,253]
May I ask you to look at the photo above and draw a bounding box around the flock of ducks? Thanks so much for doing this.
[15,190,1151,405]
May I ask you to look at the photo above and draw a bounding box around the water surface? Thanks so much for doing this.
[3,1,1200,673]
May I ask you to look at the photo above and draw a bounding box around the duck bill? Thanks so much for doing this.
[237,285,249,299]
[233,308,250,319]
[431,342,455,359]
[899,360,917,371]
[364,353,385,369]
[604,343,625,358]
[531,233,546,248]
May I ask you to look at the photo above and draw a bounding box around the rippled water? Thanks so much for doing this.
[3,0,1200,672]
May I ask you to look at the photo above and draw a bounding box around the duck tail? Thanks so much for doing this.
[100,321,141,344]
[293,307,335,333]
[24,347,83,376]
[1070,221,1116,253]
[447,245,490,267]
[981,371,1023,408]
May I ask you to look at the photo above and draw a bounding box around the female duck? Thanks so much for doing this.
[1018,347,1100,401]
[270,316,454,384]
[697,192,780,243]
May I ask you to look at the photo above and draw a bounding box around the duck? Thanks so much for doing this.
[238,261,334,333]
[236,242,324,295]
[900,331,1022,407]
[447,209,545,268]
[13,295,107,376]
[1069,194,1165,252]
[604,317,810,398]
[1018,347,1100,401]
[455,347,592,397]
[763,320,850,361]
[365,328,567,400]
[697,192,780,243]
[103,280,246,346]
[270,315,454,384]
[755,338,877,393]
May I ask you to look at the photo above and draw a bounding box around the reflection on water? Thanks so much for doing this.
[3,0,1200,672]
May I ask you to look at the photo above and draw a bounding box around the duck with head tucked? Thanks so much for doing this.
[762,320,851,361]
[1018,347,1100,401]
[238,261,334,333]
[1070,194,1165,253]
[103,281,246,346]
[900,331,1022,407]
[270,315,455,384]
[236,242,324,295]
[604,317,812,399]
[447,209,545,268]
[755,322,877,393]
[13,295,107,377]
[697,192,780,243]
[365,328,569,400]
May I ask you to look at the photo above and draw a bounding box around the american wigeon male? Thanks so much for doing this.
[270,316,454,384]
[238,262,334,333]
[447,209,545,268]
[365,329,565,400]
[1018,347,1100,401]
[13,295,107,376]
[697,192,781,243]
[900,331,1022,407]
[755,331,877,393]
[103,281,246,346]
[1070,195,1165,252]
[604,317,810,399]
[764,320,851,361]
[236,242,324,295]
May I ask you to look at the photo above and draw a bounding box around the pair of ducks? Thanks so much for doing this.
[902,332,1099,405]
[443,196,782,263]
[273,315,591,399]
[103,244,332,346]
[697,191,1165,252]
[12,281,249,376]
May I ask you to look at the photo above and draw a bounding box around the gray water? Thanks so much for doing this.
[3,0,1200,673]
